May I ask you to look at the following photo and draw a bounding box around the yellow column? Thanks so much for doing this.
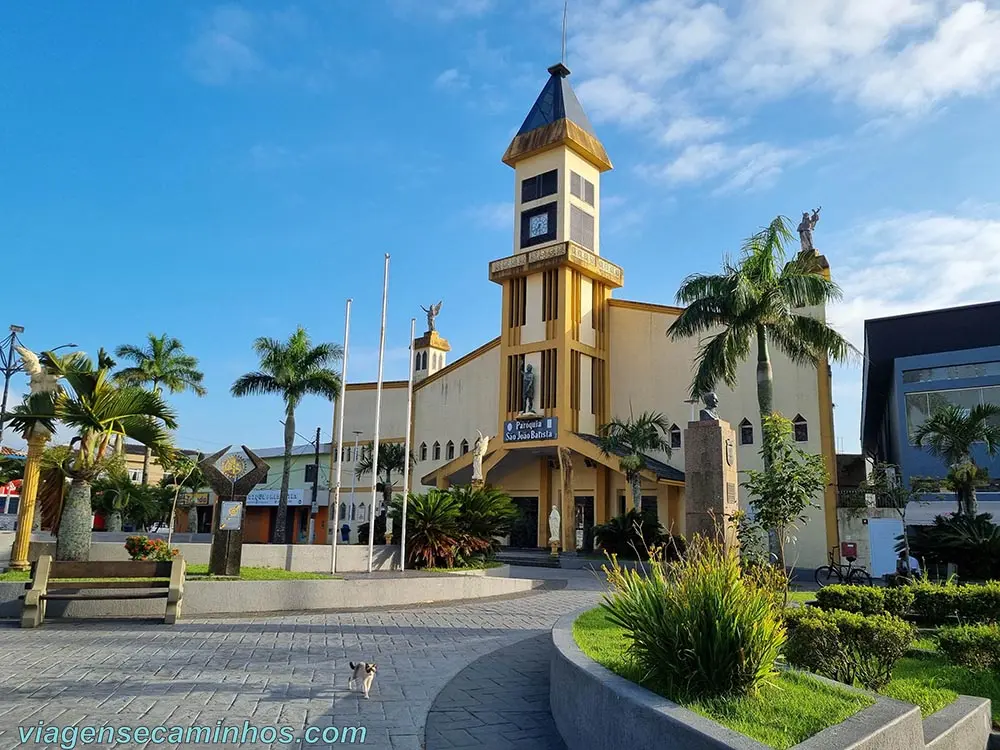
[10,430,51,571]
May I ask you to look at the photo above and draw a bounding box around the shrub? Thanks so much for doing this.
[814,585,914,617]
[784,608,914,690]
[450,486,518,562]
[390,490,460,568]
[592,509,684,561]
[602,537,785,702]
[124,535,177,562]
[937,624,1000,670]
[905,513,1000,580]
[908,580,1000,624]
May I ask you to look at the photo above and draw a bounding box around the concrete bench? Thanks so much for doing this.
[20,555,185,628]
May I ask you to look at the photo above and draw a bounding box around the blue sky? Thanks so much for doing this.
[3,0,1000,456]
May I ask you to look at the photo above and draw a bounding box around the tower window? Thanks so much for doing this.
[570,171,595,207]
[669,424,681,449]
[520,202,557,249]
[419,351,427,370]
[570,205,594,250]
[446,441,455,460]
[433,442,441,460]
[521,169,557,203]
[419,442,427,461]
[739,418,754,446]
[793,415,809,442]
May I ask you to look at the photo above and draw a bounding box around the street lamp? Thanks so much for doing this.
[0,327,77,447]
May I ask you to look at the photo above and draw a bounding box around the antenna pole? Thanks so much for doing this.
[561,0,568,64]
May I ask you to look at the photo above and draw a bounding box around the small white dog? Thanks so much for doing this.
[348,662,377,699]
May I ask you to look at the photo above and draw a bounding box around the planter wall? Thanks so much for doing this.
[551,609,991,750]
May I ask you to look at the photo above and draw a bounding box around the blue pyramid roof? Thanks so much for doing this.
[516,63,597,137]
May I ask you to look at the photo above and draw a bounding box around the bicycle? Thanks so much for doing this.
[814,548,872,587]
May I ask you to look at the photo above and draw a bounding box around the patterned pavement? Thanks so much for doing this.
[1,568,604,749]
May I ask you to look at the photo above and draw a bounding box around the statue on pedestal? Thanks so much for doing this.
[521,363,536,415]
[548,506,561,554]
[699,391,720,422]
[471,430,490,482]
[420,301,443,333]
[797,207,821,254]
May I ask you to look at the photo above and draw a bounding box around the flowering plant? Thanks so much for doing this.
[124,535,178,562]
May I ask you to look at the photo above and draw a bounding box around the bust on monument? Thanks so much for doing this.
[471,430,490,482]
[521,363,536,415]
[699,391,721,422]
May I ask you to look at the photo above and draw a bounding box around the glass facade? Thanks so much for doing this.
[902,360,1000,383]
[905,385,1000,442]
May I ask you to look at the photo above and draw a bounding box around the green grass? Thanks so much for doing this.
[883,655,1000,727]
[424,561,504,573]
[784,590,816,607]
[573,608,872,749]
[2,565,337,582]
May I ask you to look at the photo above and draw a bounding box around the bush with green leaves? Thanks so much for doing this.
[602,537,785,702]
[784,608,914,690]
[124,535,177,562]
[449,485,518,562]
[904,513,1000,580]
[936,624,1000,670]
[908,580,1000,624]
[592,508,684,561]
[814,585,914,617]
[390,490,460,568]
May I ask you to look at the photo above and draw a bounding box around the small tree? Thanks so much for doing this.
[355,441,416,522]
[596,411,671,511]
[742,413,827,568]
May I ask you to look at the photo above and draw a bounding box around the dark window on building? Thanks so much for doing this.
[793,415,808,442]
[640,496,658,520]
[521,169,558,203]
[669,424,681,449]
[433,442,441,460]
[419,442,427,461]
[570,170,595,206]
[446,441,455,460]
[461,439,469,455]
[520,202,558,249]
[739,418,754,445]
[570,205,594,249]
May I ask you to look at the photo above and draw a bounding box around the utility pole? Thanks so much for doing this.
[0,325,25,448]
[307,426,321,544]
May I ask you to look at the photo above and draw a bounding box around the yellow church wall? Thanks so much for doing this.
[411,343,501,490]
[607,302,833,569]
[579,352,596,434]
[523,274,545,343]
[579,276,596,346]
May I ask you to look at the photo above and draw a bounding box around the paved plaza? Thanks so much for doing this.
[1,569,604,749]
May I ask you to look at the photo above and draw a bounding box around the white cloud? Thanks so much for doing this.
[576,75,658,124]
[185,5,261,85]
[661,116,729,144]
[465,202,512,231]
[433,68,470,90]
[647,141,802,191]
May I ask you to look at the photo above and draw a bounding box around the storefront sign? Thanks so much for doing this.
[503,417,558,443]
[219,501,243,531]
[245,488,306,507]
[191,492,211,506]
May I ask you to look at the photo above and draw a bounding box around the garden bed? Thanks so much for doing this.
[1,565,338,582]
[573,607,874,749]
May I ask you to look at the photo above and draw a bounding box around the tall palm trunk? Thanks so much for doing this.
[56,478,93,561]
[141,378,160,486]
[106,510,123,533]
[756,325,781,563]
[629,473,642,512]
[274,404,295,544]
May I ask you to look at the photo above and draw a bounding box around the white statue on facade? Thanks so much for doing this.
[16,347,60,395]
[548,506,561,545]
[471,430,490,482]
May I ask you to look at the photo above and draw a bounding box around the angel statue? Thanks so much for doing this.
[797,207,821,254]
[471,430,490,482]
[15,346,60,395]
[420,301,443,333]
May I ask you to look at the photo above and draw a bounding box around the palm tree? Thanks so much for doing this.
[9,350,177,560]
[668,216,853,557]
[914,404,1000,517]
[231,327,342,544]
[115,333,206,485]
[355,441,417,524]
[596,411,671,512]
[91,462,136,533]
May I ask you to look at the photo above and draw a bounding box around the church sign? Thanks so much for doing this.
[504,417,558,443]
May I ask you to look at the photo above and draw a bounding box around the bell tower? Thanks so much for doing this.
[490,63,623,439]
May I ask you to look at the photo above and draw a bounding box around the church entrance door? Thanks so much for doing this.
[574,496,594,552]
[509,497,539,548]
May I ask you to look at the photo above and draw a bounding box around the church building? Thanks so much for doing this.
[331,63,840,569]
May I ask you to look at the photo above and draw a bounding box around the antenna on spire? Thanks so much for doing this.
[560,0,568,65]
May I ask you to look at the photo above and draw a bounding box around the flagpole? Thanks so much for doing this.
[367,254,390,574]
[329,298,352,574]
[400,317,416,571]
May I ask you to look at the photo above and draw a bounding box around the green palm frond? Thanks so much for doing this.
[597,411,672,480]
[115,333,207,397]
[231,372,283,398]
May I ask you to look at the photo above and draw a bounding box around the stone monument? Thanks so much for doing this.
[548,506,561,557]
[471,430,490,487]
[520,363,536,416]
[683,393,739,548]
[200,445,269,577]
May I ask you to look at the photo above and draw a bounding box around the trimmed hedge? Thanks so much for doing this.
[937,624,1000,670]
[785,608,915,690]
[910,581,1000,624]
[814,585,913,617]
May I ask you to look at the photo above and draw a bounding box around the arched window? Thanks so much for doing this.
[350,503,356,520]
[339,503,347,521]
[419,442,427,461]
[433,441,441,460]
[793,414,809,442]
[669,424,681,450]
[414,351,419,369]
[446,440,455,460]
[359,502,367,521]
[461,439,469,455]
[739,418,754,446]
